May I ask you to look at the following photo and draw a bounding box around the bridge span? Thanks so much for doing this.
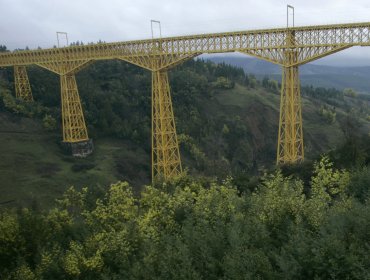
[1,22,370,181]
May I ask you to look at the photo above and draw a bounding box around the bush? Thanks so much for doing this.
[319,105,336,124]
[42,114,57,131]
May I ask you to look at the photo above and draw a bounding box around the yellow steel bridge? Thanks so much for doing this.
[1,22,370,181]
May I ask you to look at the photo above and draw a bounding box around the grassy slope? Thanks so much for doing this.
[0,112,149,208]
[213,84,347,158]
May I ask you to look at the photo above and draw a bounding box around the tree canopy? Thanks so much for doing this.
[1,157,370,279]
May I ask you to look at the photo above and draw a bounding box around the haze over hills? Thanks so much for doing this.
[205,55,370,93]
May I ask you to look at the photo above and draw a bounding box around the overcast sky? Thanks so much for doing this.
[1,0,370,65]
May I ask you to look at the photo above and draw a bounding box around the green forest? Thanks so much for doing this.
[1,159,370,279]
[0,50,370,279]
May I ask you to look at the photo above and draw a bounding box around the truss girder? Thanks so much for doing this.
[240,44,352,66]
[36,60,92,75]
[294,45,351,66]
[239,49,285,65]
[1,22,370,67]
[119,53,199,71]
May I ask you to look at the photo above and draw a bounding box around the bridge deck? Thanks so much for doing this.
[1,22,370,67]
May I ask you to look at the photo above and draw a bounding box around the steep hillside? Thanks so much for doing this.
[0,110,150,208]
[0,59,369,207]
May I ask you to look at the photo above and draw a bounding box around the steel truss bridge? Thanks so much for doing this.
[1,22,370,182]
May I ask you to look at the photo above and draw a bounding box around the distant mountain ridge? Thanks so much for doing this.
[205,56,370,93]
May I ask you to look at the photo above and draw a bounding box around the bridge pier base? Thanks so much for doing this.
[277,50,304,164]
[151,70,182,181]
[60,73,93,157]
[14,65,33,102]
[61,139,94,157]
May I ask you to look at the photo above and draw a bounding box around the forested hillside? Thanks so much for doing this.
[0,58,369,207]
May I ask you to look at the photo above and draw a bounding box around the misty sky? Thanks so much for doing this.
[1,0,370,66]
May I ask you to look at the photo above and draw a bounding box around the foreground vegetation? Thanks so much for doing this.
[1,157,370,279]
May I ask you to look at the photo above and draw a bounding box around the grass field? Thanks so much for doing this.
[214,84,350,158]
[0,112,149,208]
